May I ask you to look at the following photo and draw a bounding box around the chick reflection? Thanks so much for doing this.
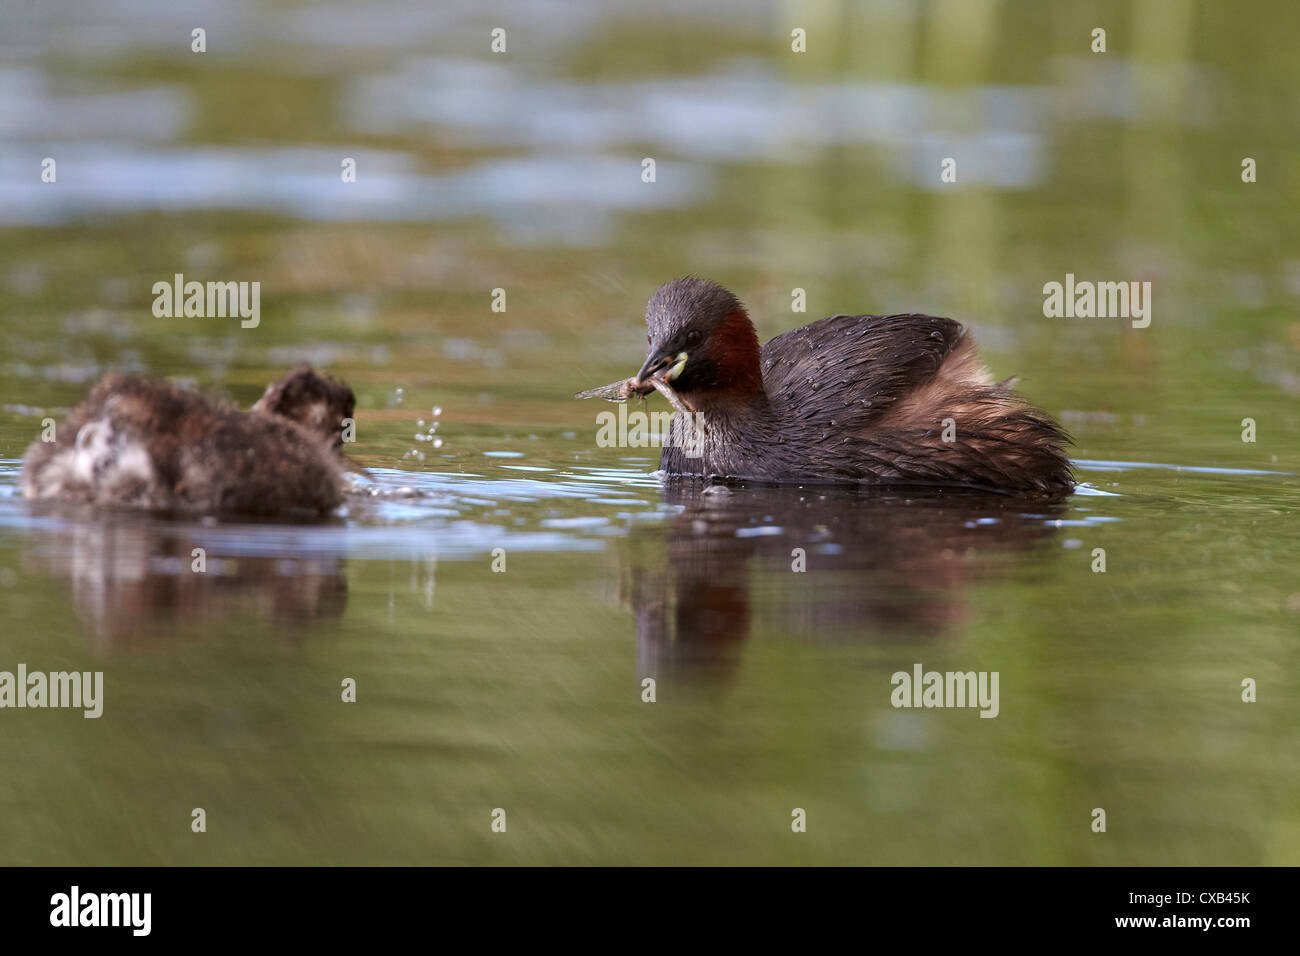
[622,481,1067,684]
[23,517,347,653]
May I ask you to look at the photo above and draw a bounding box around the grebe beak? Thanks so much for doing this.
[635,349,688,387]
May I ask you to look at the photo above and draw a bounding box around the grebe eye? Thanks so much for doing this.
[686,329,702,346]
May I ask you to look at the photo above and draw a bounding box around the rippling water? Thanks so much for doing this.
[2,442,1295,864]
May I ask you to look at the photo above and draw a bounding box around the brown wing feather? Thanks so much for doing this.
[761,313,966,425]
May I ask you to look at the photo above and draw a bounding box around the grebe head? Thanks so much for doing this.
[635,277,762,401]
[251,366,355,451]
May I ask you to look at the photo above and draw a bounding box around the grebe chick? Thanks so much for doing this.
[630,278,1072,493]
[21,366,355,517]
